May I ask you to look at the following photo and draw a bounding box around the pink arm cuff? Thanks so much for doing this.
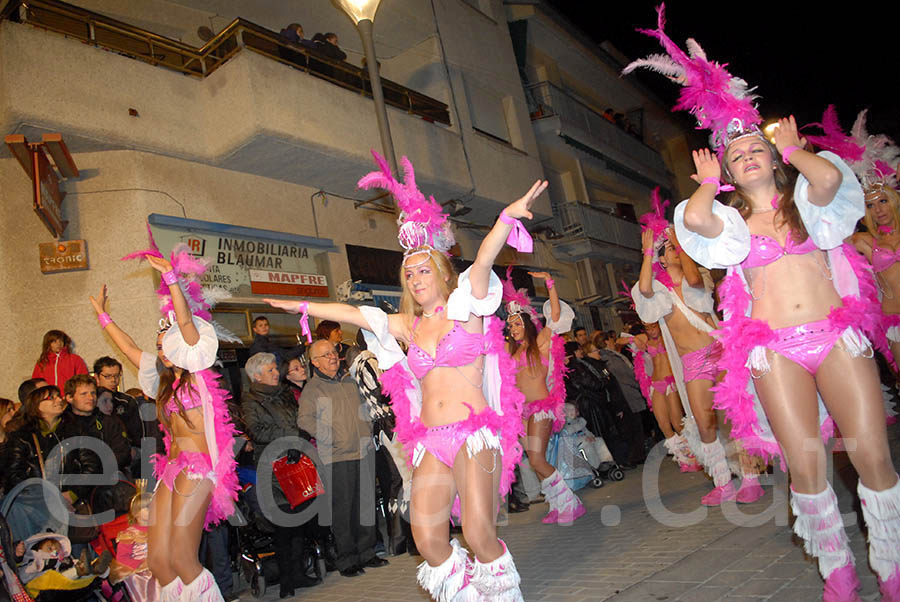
[298,302,312,343]
[781,145,800,164]
[98,312,113,329]
[499,210,533,253]
[161,270,178,286]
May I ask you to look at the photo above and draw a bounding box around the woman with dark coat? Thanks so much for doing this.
[241,352,319,598]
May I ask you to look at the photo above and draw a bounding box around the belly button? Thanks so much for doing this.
[437,401,443,408]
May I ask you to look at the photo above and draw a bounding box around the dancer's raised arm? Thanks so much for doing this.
[470,180,548,298]
[682,149,724,237]
[772,115,841,207]
[147,255,199,345]
[89,284,143,367]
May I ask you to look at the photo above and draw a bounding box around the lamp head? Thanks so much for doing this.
[333,0,382,24]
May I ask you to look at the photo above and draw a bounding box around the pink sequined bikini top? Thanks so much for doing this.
[514,348,548,370]
[163,380,203,415]
[871,241,900,273]
[741,233,818,269]
[646,341,665,357]
[407,318,484,381]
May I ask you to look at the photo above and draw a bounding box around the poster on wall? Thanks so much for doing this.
[149,225,329,298]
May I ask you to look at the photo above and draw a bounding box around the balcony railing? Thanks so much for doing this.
[557,201,641,251]
[0,0,450,125]
[525,80,664,174]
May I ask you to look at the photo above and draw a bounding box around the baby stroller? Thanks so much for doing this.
[233,470,324,599]
[549,406,625,490]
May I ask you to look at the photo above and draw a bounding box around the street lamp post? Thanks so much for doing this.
[333,0,399,178]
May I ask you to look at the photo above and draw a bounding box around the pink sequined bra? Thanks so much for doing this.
[871,242,900,273]
[163,380,203,415]
[741,233,818,269]
[407,319,485,380]
[646,341,665,357]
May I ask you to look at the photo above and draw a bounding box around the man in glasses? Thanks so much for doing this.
[298,339,386,578]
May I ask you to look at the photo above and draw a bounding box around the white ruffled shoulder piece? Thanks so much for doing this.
[359,306,407,370]
[631,280,673,323]
[161,314,218,372]
[794,151,864,250]
[674,199,751,269]
[446,266,503,321]
[681,281,715,315]
[138,351,160,399]
[542,299,575,334]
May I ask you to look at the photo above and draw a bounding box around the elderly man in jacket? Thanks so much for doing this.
[299,339,387,577]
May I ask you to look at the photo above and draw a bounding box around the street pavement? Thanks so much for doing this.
[237,420,899,601]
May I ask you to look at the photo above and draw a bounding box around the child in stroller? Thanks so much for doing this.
[548,404,625,491]
[17,531,111,601]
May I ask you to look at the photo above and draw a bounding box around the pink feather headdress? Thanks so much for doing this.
[502,266,541,328]
[122,224,240,342]
[804,105,899,190]
[357,150,455,256]
[622,4,762,154]
[638,187,670,251]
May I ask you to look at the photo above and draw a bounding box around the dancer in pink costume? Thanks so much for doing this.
[807,106,900,393]
[625,6,900,600]
[631,192,762,506]
[266,152,541,602]
[502,268,584,524]
[89,240,239,602]
[632,322,701,472]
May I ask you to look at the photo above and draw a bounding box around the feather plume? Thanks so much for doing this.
[623,4,761,153]
[502,266,542,327]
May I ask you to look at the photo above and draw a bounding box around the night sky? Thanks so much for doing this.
[547,1,900,149]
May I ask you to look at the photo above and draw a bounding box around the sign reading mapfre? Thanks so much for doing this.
[248,270,329,297]
[39,240,89,273]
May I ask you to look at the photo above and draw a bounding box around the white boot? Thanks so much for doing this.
[470,539,524,602]
[181,568,223,602]
[416,539,477,602]
[791,484,860,602]
[857,477,900,600]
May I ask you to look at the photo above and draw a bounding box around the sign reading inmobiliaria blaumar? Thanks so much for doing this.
[150,226,329,298]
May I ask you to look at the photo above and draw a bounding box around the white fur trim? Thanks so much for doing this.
[838,327,872,358]
[471,541,523,601]
[528,410,556,423]
[700,439,731,487]
[417,539,475,602]
[465,426,502,458]
[180,568,222,601]
[888,325,900,344]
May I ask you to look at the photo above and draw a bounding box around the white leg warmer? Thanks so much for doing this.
[416,539,477,602]
[857,477,900,581]
[791,484,854,579]
[700,439,732,488]
[471,540,524,602]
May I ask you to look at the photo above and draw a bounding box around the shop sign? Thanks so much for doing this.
[150,227,328,298]
[39,240,88,273]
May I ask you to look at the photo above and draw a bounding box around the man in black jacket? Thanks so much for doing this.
[60,374,132,476]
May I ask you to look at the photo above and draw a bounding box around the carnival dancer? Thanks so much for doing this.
[625,6,900,599]
[502,268,584,524]
[632,322,701,472]
[89,240,240,602]
[266,152,540,602]
[805,106,900,379]
[631,193,762,505]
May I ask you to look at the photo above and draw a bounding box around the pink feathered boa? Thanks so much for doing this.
[633,349,653,409]
[712,244,890,468]
[380,316,525,502]
[151,368,239,529]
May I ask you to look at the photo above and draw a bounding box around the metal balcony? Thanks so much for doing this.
[553,201,642,263]
[525,81,669,187]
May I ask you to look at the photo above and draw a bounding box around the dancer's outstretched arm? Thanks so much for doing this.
[89,285,144,368]
[470,180,548,299]
[264,300,371,331]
